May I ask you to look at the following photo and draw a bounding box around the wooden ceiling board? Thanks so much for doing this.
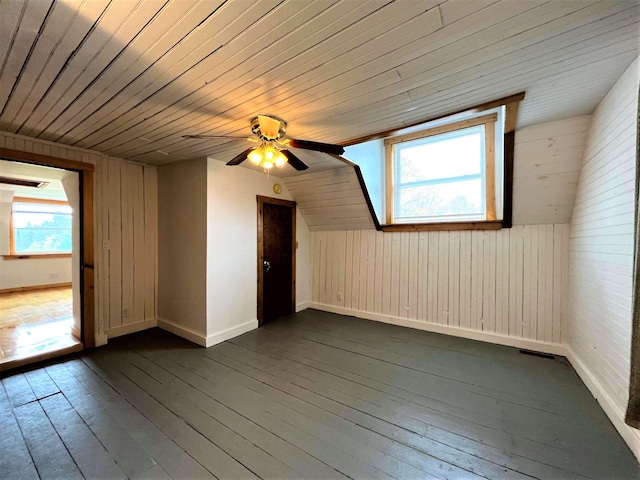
[58,0,290,147]
[93,1,425,159]
[0,0,54,113]
[5,0,112,132]
[0,0,637,177]
[89,0,360,157]
[15,0,163,138]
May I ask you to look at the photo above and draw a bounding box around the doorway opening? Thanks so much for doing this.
[257,195,296,326]
[0,148,94,371]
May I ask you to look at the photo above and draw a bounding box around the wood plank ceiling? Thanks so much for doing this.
[0,0,638,173]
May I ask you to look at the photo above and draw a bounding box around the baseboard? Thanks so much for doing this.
[205,320,258,347]
[296,300,311,312]
[107,319,157,339]
[157,317,208,347]
[95,333,108,347]
[0,282,72,294]
[564,345,640,461]
[310,302,566,356]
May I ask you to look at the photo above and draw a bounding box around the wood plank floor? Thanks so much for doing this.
[0,287,80,367]
[1,309,638,479]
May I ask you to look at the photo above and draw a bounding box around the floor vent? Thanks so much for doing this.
[518,349,556,360]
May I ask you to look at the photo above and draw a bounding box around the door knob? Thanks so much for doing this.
[263,260,271,272]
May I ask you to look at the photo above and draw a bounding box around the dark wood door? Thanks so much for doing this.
[258,196,296,325]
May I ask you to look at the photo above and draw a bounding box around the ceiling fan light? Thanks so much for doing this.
[274,152,287,167]
[262,160,274,169]
[264,145,277,161]
[248,149,263,164]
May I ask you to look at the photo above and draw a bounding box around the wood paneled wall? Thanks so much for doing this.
[567,58,639,432]
[284,167,376,231]
[311,225,569,345]
[513,116,591,225]
[0,132,157,343]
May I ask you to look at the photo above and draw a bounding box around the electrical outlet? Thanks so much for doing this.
[337,292,343,301]
[50,273,59,279]
[103,241,110,250]
[122,309,129,317]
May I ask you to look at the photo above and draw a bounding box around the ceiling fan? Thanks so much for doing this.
[183,114,344,171]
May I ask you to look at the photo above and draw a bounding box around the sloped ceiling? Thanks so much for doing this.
[0,0,637,172]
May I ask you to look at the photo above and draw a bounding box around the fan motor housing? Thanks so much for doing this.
[251,114,287,141]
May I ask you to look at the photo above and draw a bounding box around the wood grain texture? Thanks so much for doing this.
[0,1,635,167]
[1,317,637,479]
[0,131,159,345]
[311,225,570,344]
[567,59,639,434]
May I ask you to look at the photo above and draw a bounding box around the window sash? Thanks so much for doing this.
[10,198,72,254]
[387,116,496,225]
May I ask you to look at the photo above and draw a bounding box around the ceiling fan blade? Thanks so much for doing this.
[286,138,344,155]
[282,150,308,171]
[183,135,250,140]
[226,148,254,166]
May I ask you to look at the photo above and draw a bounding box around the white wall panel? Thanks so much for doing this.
[0,131,158,343]
[513,116,591,225]
[311,224,569,345]
[566,58,640,457]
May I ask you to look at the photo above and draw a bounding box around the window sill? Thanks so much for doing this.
[2,253,72,260]
[381,221,503,232]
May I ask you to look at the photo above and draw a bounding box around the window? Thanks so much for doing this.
[385,112,501,227]
[11,198,72,254]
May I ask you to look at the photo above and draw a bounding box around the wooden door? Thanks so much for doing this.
[257,196,296,326]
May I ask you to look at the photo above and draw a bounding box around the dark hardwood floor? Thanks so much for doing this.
[1,309,638,479]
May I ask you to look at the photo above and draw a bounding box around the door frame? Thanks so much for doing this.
[0,147,95,349]
[256,195,296,326]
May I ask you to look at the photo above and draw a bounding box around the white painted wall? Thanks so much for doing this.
[157,159,208,342]
[205,159,310,346]
[566,58,640,458]
[311,226,569,352]
[0,256,72,290]
[344,139,384,222]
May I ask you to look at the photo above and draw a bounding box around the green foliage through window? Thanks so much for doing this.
[12,201,72,254]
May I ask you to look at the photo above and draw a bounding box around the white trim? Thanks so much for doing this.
[157,317,208,347]
[310,302,566,356]
[107,319,157,339]
[564,345,640,461]
[205,320,258,347]
[296,300,311,312]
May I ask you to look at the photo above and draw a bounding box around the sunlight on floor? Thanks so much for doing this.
[0,287,81,366]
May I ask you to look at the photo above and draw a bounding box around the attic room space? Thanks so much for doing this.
[0,0,639,477]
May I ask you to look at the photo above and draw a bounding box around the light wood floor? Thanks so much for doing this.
[1,309,638,479]
[0,287,80,366]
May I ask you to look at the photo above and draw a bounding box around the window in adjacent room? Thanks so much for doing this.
[10,198,72,254]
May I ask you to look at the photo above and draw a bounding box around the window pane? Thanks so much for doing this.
[397,179,483,219]
[12,202,72,254]
[396,126,484,184]
[15,228,72,253]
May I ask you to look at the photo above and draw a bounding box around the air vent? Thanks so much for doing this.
[0,176,49,188]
